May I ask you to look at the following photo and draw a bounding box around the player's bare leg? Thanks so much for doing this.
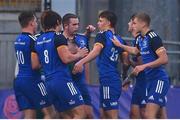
[71,105,85,118]
[41,105,57,118]
[23,109,36,119]
[59,111,73,119]
[60,105,85,119]
[130,104,141,118]
[100,108,106,119]
[157,107,167,119]
[100,108,118,119]
[84,105,93,118]
[105,109,118,119]
[140,107,146,118]
[144,103,160,118]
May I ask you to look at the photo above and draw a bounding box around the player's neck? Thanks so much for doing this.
[131,31,139,38]
[21,28,34,35]
[141,27,150,37]
[104,27,115,34]
[63,30,75,39]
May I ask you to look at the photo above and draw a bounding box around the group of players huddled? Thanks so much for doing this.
[14,10,170,119]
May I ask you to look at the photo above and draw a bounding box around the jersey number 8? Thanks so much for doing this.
[44,50,49,64]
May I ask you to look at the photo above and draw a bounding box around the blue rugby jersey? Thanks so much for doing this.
[137,30,169,81]
[74,34,89,50]
[70,34,89,81]
[34,31,71,79]
[14,32,40,77]
[95,30,126,80]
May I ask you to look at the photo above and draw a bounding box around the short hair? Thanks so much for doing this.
[40,10,62,30]
[99,10,117,28]
[129,13,137,21]
[18,11,35,28]
[134,12,151,26]
[62,13,78,28]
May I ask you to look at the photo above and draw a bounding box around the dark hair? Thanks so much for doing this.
[40,10,62,30]
[130,13,137,21]
[134,12,151,26]
[62,13,78,28]
[99,10,117,28]
[18,11,35,28]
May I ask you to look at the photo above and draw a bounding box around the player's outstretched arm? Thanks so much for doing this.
[112,37,139,55]
[57,46,88,64]
[72,44,102,74]
[132,47,168,76]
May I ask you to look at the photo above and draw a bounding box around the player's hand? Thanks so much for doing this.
[111,36,122,47]
[132,64,146,76]
[72,61,83,74]
[86,25,96,33]
[77,47,88,58]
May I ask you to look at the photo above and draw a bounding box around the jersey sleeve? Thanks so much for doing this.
[54,34,68,48]
[150,36,163,52]
[94,32,105,48]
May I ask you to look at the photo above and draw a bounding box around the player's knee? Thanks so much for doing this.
[130,111,139,119]
[144,111,156,119]
[42,106,57,118]
[105,110,118,119]
[84,105,93,118]
[72,105,86,119]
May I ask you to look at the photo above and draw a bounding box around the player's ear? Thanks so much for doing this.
[107,20,111,27]
[141,21,146,28]
[29,19,35,27]
[57,20,61,25]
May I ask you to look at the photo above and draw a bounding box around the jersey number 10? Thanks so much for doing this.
[16,50,25,64]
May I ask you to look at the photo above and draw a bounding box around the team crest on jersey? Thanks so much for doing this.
[79,39,86,47]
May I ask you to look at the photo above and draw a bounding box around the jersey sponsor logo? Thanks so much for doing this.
[140,51,150,55]
[155,80,164,94]
[148,95,154,100]
[40,100,46,105]
[68,100,76,105]
[110,102,118,106]
[14,41,26,45]
[37,38,52,45]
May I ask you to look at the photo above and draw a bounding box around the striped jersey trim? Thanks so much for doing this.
[148,31,157,38]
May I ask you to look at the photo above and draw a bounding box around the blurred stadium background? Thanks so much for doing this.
[0,0,179,118]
